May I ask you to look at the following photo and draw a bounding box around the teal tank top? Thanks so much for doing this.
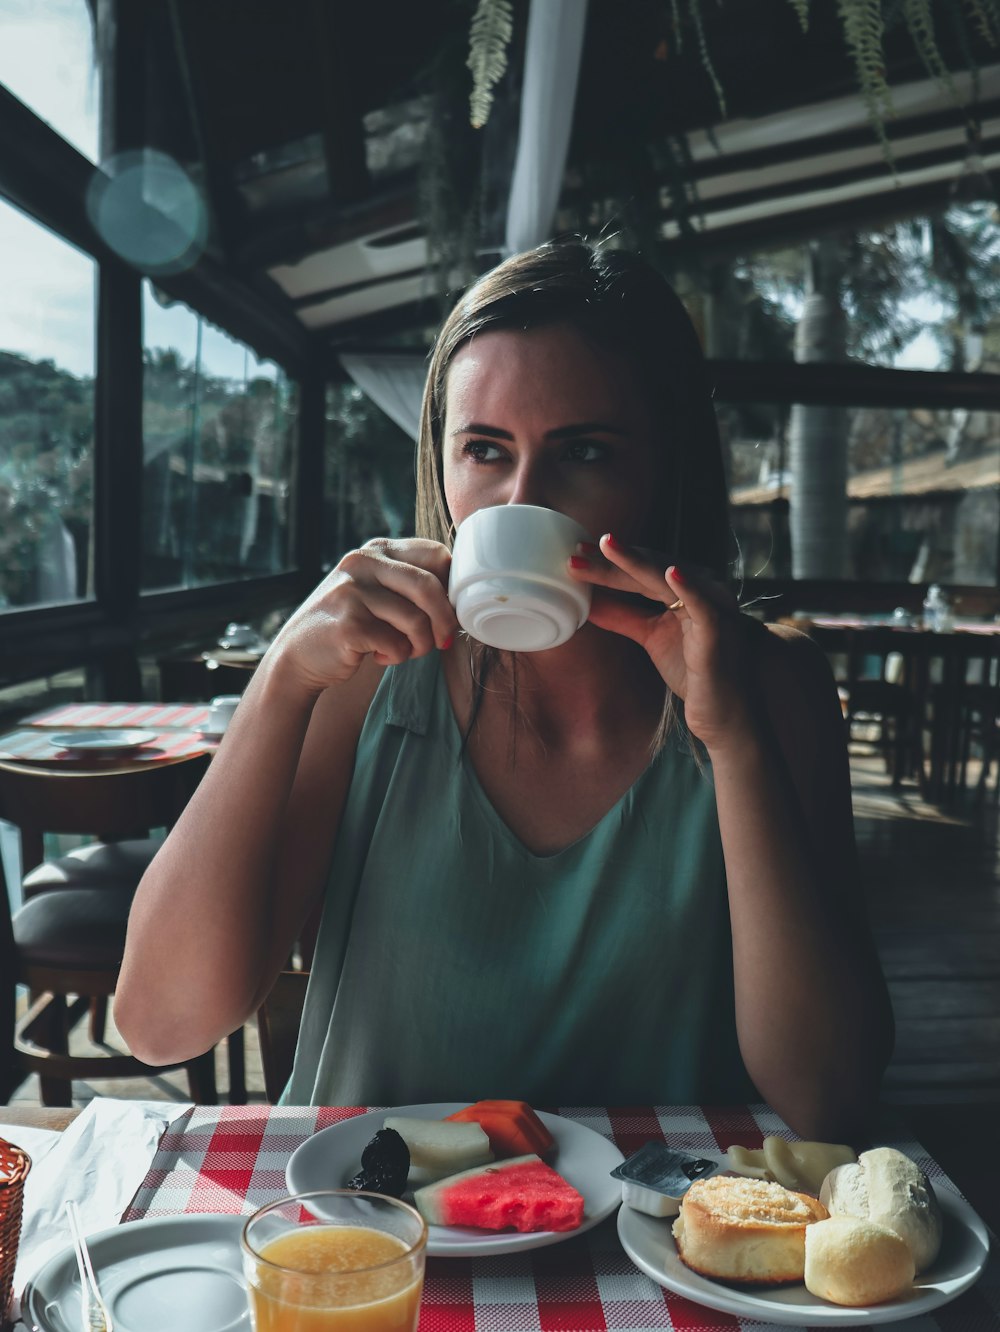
[282,652,753,1106]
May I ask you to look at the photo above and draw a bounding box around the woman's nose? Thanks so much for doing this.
[507,464,548,508]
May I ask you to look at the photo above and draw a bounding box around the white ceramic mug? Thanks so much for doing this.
[448,504,592,651]
[207,694,241,734]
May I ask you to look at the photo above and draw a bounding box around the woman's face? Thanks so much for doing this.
[441,322,664,545]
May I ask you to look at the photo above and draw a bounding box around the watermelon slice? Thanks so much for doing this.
[412,1154,585,1233]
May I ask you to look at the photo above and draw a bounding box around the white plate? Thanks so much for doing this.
[286,1102,624,1257]
[47,729,158,753]
[618,1186,991,1327]
[23,1213,248,1332]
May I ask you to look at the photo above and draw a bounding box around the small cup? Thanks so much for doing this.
[207,694,241,734]
[449,505,592,651]
[220,622,258,649]
[241,1190,427,1331]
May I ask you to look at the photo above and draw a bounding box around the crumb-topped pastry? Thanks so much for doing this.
[672,1175,829,1285]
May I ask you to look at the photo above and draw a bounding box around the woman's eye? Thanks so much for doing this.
[562,440,607,462]
[462,439,505,463]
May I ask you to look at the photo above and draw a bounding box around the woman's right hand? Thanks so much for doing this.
[269,538,459,698]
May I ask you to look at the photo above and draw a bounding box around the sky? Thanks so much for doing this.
[0,0,275,384]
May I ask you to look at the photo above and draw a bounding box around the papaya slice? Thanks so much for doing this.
[445,1100,555,1159]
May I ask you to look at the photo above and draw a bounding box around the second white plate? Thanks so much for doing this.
[23,1213,248,1332]
[618,1186,990,1327]
[286,1102,624,1257]
[47,728,158,752]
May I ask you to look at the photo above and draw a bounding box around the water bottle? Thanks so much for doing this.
[922,584,952,632]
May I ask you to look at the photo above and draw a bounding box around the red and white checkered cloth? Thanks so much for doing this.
[121,1104,999,1331]
[23,702,212,731]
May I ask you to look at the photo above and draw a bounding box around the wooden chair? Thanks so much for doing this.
[256,970,309,1104]
[0,757,241,1105]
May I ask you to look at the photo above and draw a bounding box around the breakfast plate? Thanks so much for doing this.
[285,1102,624,1257]
[617,1186,990,1326]
[22,1213,248,1332]
[47,729,158,753]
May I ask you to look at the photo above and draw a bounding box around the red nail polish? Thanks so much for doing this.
[441,633,455,651]
[604,533,622,550]
[569,554,590,569]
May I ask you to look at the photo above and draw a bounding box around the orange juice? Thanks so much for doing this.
[248,1224,423,1331]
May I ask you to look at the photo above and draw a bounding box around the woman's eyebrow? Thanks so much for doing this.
[452,421,627,439]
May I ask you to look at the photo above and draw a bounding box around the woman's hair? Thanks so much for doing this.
[415,238,730,576]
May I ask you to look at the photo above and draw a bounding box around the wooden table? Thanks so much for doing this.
[788,615,1000,800]
[0,702,218,770]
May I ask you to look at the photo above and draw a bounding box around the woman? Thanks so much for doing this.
[116,241,893,1138]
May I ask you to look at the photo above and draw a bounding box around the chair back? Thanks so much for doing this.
[0,757,210,874]
[257,970,309,1104]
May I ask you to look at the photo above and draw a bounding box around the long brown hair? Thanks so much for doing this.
[414,239,732,757]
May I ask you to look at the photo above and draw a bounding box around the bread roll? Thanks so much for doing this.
[804,1215,914,1306]
[820,1147,942,1273]
[672,1176,828,1285]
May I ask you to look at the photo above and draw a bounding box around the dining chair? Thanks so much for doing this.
[0,756,242,1106]
[256,969,309,1104]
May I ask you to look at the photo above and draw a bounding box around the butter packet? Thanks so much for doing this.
[611,1143,718,1217]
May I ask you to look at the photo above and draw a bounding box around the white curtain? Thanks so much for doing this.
[338,352,428,442]
[337,0,589,442]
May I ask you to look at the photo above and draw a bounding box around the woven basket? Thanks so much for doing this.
[0,1138,31,1332]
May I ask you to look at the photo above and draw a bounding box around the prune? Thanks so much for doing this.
[347,1127,410,1197]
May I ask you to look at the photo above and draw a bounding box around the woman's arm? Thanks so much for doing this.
[114,538,458,1067]
[708,623,894,1141]
[570,543,893,1140]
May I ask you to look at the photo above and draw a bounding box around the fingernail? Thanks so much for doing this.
[569,554,590,569]
[441,633,455,650]
[669,564,686,584]
[603,533,622,550]
[579,541,600,555]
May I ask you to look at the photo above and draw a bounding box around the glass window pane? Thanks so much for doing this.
[680,202,1000,373]
[728,401,1000,585]
[0,0,99,161]
[0,197,95,608]
[323,382,416,567]
[141,282,298,591]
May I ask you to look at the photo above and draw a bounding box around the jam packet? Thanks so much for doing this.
[611,1142,718,1217]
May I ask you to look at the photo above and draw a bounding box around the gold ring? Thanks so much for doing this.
[667,598,685,611]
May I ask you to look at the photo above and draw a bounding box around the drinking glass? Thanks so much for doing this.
[241,1190,427,1331]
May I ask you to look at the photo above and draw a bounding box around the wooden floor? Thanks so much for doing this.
[852,741,1000,1105]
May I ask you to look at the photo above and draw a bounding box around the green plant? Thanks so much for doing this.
[468,0,514,128]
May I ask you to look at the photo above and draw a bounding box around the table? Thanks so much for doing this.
[7,1103,998,1331]
[788,615,1000,800]
[0,702,218,769]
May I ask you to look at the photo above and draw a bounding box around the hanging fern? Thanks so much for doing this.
[904,0,959,100]
[468,0,515,129]
[962,0,1000,46]
[786,0,811,33]
[837,0,895,164]
[687,0,726,118]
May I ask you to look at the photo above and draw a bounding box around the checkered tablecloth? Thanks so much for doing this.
[23,702,212,730]
[121,1104,999,1331]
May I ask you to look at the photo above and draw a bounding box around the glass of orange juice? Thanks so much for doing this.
[241,1190,427,1331]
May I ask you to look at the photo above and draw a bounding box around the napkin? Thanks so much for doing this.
[8,1096,192,1321]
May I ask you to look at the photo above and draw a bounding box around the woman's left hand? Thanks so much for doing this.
[570,534,755,752]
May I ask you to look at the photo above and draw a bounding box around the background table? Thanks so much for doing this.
[0,702,217,768]
[114,1103,998,1331]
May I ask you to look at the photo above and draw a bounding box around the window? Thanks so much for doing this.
[0,0,99,161]
[0,197,95,608]
[323,381,417,567]
[727,401,1000,586]
[141,283,299,591]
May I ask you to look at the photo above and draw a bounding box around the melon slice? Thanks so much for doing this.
[413,1154,585,1233]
